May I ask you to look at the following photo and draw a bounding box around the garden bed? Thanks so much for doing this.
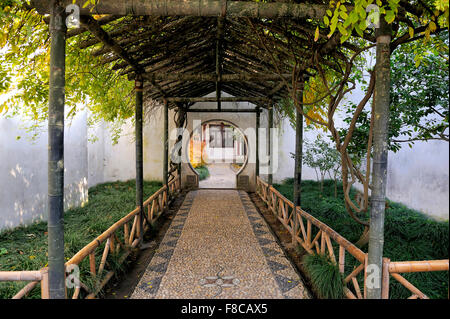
[272,178,449,299]
[0,180,162,299]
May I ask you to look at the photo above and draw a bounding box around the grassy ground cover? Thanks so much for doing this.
[0,180,162,299]
[273,178,449,299]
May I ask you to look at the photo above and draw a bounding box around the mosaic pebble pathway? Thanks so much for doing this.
[131,189,310,299]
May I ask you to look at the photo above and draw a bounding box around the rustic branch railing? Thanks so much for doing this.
[0,176,181,299]
[256,176,449,299]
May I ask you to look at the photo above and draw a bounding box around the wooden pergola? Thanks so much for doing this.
[30,0,402,299]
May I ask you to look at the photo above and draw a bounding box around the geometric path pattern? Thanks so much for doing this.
[238,191,311,299]
[131,189,310,299]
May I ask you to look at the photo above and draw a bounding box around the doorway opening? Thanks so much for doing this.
[188,120,248,188]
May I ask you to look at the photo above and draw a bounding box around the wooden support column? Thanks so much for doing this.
[367,19,392,299]
[256,106,260,177]
[268,105,274,185]
[292,77,304,245]
[215,17,224,111]
[47,0,67,299]
[135,75,144,243]
[163,99,169,186]
[34,1,333,20]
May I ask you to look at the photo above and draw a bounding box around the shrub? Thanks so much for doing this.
[303,253,344,299]
[195,165,210,181]
[273,179,449,299]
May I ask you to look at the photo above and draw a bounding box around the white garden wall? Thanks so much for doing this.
[1,93,448,231]
[0,111,88,231]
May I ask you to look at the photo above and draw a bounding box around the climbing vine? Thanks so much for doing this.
[252,0,448,245]
[0,1,134,141]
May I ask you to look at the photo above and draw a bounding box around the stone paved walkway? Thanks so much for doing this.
[131,189,310,299]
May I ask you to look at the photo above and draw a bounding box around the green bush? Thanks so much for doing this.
[195,165,210,181]
[303,253,344,299]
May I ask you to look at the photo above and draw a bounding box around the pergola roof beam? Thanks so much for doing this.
[187,108,261,113]
[141,72,293,82]
[79,15,143,73]
[32,1,336,19]
[166,96,270,103]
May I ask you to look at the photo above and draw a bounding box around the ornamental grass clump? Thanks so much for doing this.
[303,253,344,299]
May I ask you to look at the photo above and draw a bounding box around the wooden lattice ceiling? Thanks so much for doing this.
[30,1,390,109]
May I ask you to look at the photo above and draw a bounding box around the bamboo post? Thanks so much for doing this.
[47,0,67,299]
[109,234,115,253]
[72,286,80,299]
[320,231,326,255]
[150,200,155,221]
[297,212,307,243]
[89,252,96,277]
[129,215,138,244]
[98,238,110,277]
[293,75,304,208]
[352,277,363,299]
[268,105,273,185]
[124,223,129,246]
[215,17,223,111]
[255,106,260,177]
[135,75,144,245]
[367,18,392,299]
[339,245,345,274]
[364,254,368,299]
[291,208,298,245]
[306,220,311,247]
[40,268,49,299]
[381,257,390,299]
[325,233,336,263]
[163,98,169,187]
[293,77,303,245]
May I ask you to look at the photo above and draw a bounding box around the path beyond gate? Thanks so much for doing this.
[131,189,310,299]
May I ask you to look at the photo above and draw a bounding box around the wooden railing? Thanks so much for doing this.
[256,177,449,299]
[0,176,181,299]
[383,259,449,299]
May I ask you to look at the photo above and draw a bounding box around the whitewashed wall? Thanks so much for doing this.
[0,111,88,231]
[0,101,173,231]
[88,119,136,186]
[87,104,177,185]
[1,91,448,231]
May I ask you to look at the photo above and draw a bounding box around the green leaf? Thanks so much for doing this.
[385,10,396,24]
[355,24,364,37]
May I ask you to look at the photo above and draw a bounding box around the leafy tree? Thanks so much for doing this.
[0,2,134,141]
[339,30,449,159]
[300,135,341,196]
[389,31,449,145]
